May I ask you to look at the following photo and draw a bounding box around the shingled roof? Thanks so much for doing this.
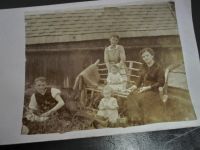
[25,3,178,45]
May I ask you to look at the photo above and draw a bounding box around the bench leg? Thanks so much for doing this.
[85,90,95,107]
[90,90,94,99]
[85,89,88,106]
[80,89,86,106]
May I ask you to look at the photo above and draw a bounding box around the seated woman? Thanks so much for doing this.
[104,34,127,84]
[126,48,165,124]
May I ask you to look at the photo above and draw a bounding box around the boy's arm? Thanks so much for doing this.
[41,94,65,117]
[26,95,44,122]
[28,94,38,111]
[26,111,48,122]
[119,45,126,64]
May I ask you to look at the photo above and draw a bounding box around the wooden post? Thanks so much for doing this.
[63,76,70,88]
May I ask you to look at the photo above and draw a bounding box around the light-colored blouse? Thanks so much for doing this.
[104,45,126,65]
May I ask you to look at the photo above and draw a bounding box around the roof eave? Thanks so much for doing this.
[26,29,178,45]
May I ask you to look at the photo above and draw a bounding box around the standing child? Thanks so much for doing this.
[97,85,119,124]
[107,64,126,91]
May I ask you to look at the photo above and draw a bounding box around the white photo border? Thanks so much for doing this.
[0,0,200,145]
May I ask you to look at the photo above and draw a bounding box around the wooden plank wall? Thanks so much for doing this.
[25,35,183,87]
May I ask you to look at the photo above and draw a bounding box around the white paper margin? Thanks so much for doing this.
[0,0,200,145]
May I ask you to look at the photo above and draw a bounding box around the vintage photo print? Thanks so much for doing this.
[22,1,197,135]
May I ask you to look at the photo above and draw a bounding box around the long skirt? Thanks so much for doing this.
[126,90,165,124]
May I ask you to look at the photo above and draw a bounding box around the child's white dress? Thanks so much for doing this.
[107,72,124,91]
[97,97,119,123]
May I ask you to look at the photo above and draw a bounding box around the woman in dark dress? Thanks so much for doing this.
[127,48,165,124]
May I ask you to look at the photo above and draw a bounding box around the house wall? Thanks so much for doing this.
[25,35,183,87]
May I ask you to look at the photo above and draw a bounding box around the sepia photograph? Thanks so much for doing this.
[21,1,197,135]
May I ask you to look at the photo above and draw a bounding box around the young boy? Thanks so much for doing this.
[26,77,65,122]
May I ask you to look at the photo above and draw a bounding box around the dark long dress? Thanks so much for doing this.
[127,62,165,124]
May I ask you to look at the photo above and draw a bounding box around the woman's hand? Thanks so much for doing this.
[128,85,137,91]
[138,86,151,93]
